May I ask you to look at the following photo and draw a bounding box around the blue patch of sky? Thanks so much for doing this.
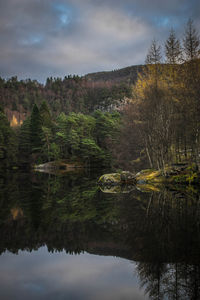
[154,16,170,27]
[123,3,183,27]
[21,35,43,46]
[52,2,75,27]
[60,14,68,24]
[122,4,171,27]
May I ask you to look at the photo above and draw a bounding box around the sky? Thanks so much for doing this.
[0,0,199,82]
[0,248,147,300]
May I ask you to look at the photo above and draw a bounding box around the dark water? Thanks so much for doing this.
[0,170,200,299]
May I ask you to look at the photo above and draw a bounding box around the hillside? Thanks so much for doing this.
[85,64,143,83]
[0,65,144,126]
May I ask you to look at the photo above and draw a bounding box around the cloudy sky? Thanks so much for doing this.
[0,0,199,82]
[0,248,146,300]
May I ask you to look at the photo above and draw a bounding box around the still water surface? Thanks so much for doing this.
[0,170,199,299]
[0,248,144,300]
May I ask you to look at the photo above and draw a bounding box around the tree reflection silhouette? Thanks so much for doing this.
[0,172,200,299]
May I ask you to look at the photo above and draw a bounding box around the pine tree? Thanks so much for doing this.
[0,110,17,167]
[40,101,54,162]
[30,104,43,153]
[165,29,182,64]
[145,39,162,65]
[18,117,31,165]
[145,39,162,88]
[40,100,52,128]
[183,18,200,61]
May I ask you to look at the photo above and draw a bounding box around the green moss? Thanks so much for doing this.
[171,174,188,184]
[12,166,18,170]
[136,164,200,186]
[186,172,198,184]
[99,173,121,184]
[136,169,164,183]
[186,163,197,172]
[170,171,199,185]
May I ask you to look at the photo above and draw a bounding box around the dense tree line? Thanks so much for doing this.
[0,74,132,123]
[17,102,120,167]
[0,97,120,168]
[118,19,200,171]
[0,105,17,168]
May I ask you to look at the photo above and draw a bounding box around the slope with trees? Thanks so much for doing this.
[117,19,200,173]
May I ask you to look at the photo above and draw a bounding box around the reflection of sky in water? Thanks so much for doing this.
[0,247,147,300]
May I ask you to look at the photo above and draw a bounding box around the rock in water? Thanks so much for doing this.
[120,171,136,184]
[98,171,136,185]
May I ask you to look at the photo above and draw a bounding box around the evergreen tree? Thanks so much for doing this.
[18,117,31,165]
[40,100,52,128]
[145,39,162,87]
[30,104,43,154]
[0,110,17,167]
[145,39,162,65]
[183,18,200,61]
[39,101,54,161]
[165,29,182,64]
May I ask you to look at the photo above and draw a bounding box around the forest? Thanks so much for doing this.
[0,19,200,172]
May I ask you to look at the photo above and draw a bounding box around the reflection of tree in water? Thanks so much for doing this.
[137,262,166,300]
[0,171,120,254]
[0,172,200,299]
[137,262,200,299]
[122,189,200,300]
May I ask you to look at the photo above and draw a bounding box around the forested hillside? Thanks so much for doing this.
[116,20,200,171]
[0,62,138,169]
[85,65,143,83]
[0,65,140,126]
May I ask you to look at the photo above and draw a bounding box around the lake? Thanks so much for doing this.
[0,170,199,299]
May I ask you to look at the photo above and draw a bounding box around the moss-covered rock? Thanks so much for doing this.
[98,171,136,186]
[135,169,164,184]
[120,171,137,183]
[136,164,200,186]
[98,173,121,185]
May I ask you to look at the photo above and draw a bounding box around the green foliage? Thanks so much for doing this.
[49,142,60,160]
[186,172,198,184]
[30,104,43,153]
[40,100,52,128]
[0,110,17,167]
[18,117,31,165]
[81,138,104,164]
[54,111,119,165]
[16,104,121,167]
[18,104,52,166]
[93,110,121,147]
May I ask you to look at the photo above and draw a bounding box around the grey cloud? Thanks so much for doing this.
[0,0,199,82]
[0,248,146,300]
